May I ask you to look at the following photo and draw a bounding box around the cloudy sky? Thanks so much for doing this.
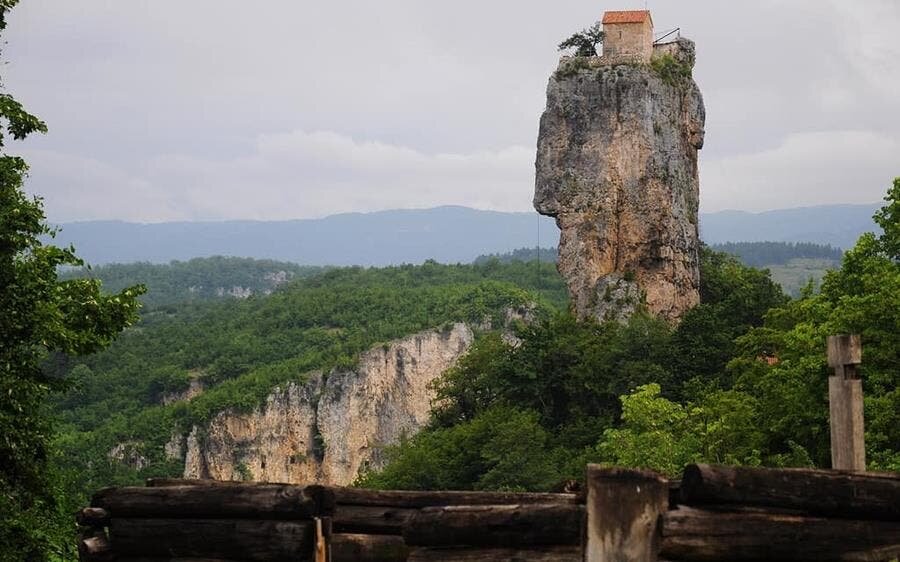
[6,0,900,222]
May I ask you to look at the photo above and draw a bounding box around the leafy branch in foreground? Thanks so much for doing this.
[0,1,145,558]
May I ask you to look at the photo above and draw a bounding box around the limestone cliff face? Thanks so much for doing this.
[534,39,705,323]
[179,323,474,485]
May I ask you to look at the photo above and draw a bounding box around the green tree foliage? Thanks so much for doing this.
[729,178,900,470]
[0,2,144,557]
[558,23,604,57]
[363,248,786,490]
[49,261,563,520]
[596,384,764,476]
[358,407,559,492]
[62,257,324,308]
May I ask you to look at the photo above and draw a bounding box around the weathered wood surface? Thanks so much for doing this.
[108,518,314,560]
[403,503,583,548]
[333,503,418,534]
[827,334,866,471]
[332,533,409,562]
[76,507,110,527]
[78,532,113,562]
[681,464,900,520]
[661,506,900,561]
[827,334,862,371]
[92,484,334,518]
[585,465,668,562]
[407,545,582,561]
[333,487,582,508]
[116,559,243,561]
[829,375,866,471]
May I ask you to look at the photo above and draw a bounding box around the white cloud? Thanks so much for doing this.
[6,0,900,222]
[24,131,535,222]
[702,130,899,212]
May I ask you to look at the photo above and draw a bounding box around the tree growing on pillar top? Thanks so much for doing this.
[558,23,604,57]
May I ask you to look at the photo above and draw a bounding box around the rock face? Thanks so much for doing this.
[180,323,474,485]
[534,38,705,323]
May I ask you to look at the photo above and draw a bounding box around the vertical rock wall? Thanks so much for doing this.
[534,39,705,323]
[179,323,474,485]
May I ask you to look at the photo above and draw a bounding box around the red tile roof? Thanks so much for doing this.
[601,10,652,25]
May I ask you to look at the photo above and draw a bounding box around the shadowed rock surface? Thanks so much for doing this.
[534,38,705,323]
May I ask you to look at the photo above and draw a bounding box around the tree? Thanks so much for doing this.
[0,2,144,558]
[558,23,604,57]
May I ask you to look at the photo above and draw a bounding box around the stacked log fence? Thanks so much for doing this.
[78,464,899,561]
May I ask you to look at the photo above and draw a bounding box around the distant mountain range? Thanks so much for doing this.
[53,204,881,266]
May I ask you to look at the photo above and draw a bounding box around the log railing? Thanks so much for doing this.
[78,464,899,561]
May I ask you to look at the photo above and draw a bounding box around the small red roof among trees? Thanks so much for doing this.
[601,10,652,25]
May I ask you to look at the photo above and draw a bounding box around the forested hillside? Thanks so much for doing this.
[49,260,566,515]
[358,183,900,490]
[38,183,900,555]
[710,242,844,296]
[709,242,843,267]
[480,242,844,297]
[62,256,323,308]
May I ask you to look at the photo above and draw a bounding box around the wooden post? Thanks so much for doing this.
[584,465,667,562]
[826,334,865,471]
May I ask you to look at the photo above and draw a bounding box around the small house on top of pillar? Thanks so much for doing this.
[602,10,653,62]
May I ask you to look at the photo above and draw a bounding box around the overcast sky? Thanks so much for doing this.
[6,0,900,222]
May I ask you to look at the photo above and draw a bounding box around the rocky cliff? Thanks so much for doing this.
[175,323,474,485]
[534,39,705,323]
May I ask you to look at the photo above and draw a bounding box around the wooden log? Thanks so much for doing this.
[76,507,110,527]
[332,533,409,562]
[403,503,583,548]
[117,559,244,562]
[332,487,581,507]
[333,503,418,534]
[584,465,668,562]
[681,464,900,521]
[407,545,581,562]
[829,375,866,471]
[661,506,900,561]
[108,518,314,561]
[78,532,113,562]
[92,483,334,518]
[147,480,581,506]
[827,334,866,471]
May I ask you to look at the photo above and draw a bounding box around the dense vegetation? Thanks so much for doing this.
[0,3,143,558]
[710,241,843,267]
[474,247,558,265]
[360,183,900,490]
[46,260,568,543]
[62,256,323,308]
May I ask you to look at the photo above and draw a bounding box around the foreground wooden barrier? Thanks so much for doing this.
[681,463,900,520]
[78,484,334,562]
[80,465,899,561]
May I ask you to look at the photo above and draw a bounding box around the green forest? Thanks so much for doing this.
[61,257,324,308]
[26,182,900,558]
[1,0,898,558]
[2,185,897,558]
